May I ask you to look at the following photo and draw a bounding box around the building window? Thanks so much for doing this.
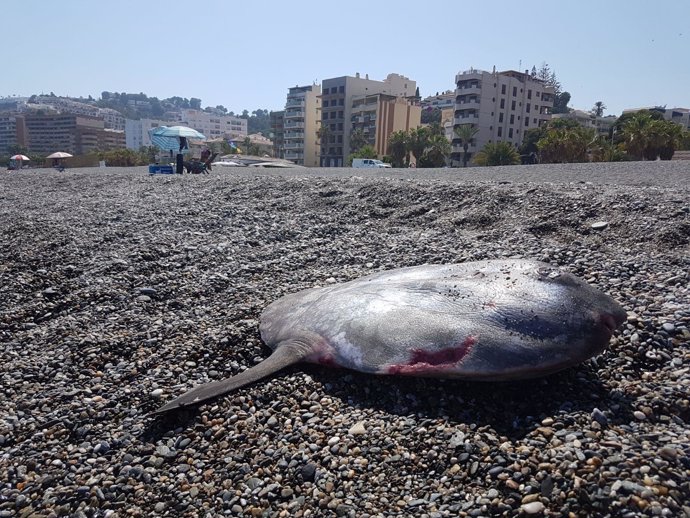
[501,84,506,94]
[510,114,515,124]
[499,113,504,123]
[330,124,336,131]
[323,100,329,107]
[528,90,532,99]
[497,127,503,137]
[533,118,537,124]
[511,100,516,111]
[339,86,344,93]
[339,98,344,106]
[508,128,513,138]
[512,87,517,97]
[500,99,505,109]
[338,122,343,130]
[536,92,540,98]
[330,112,336,119]
[526,103,530,113]
[525,118,529,127]
[338,111,344,118]
[337,135,343,143]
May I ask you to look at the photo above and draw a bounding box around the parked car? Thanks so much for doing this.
[352,158,392,168]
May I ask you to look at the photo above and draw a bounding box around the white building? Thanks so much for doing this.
[282,84,321,166]
[125,118,173,149]
[176,109,247,139]
[452,68,554,165]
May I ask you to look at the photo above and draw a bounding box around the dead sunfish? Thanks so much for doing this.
[156,259,626,413]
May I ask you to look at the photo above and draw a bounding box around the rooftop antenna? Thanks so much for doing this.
[518,59,522,71]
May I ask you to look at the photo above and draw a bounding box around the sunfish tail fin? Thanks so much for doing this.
[154,342,308,414]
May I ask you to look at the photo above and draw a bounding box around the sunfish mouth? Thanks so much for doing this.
[600,312,624,337]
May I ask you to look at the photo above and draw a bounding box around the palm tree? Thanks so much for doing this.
[407,127,430,167]
[592,101,606,118]
[420,134,452,167]
[473,142,521,166]
[350,128,369,153]
[387,130,409,167]
[621,113,653,160]
[453,124,479,167]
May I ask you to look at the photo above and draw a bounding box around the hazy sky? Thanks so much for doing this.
[3,0,688,116]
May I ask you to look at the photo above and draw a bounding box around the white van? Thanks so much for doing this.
[352,158,392,168]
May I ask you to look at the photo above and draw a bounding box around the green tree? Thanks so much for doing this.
[453,124,479,167]
[592,101,606,118]
[387,130,409,167]
[350,128,369,153]
[419,134,451,167]
[347,145,378,165]
[407,127,430,166]
[474,142,521,166]
[590,137,626,162]
[620,112,653,160]
[537,126,596,163]
[421,107,441,124]
[552,91,571,114]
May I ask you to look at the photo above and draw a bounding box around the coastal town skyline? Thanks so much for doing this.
[4,0,689,117]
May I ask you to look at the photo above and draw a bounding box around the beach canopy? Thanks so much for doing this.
[11,154,30,161]
[149,125,206,152]
[46,152,73,159]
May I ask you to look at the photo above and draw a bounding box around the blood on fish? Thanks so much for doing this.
[386,336,476,375]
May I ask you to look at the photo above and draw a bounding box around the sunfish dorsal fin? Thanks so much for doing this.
[154,341,308,414]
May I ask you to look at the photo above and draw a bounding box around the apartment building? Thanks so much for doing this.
[176,109,247,140]
[421,91,456,111]
[320,73,417,166]
[452,68,554,165]
[350,93,421,157]
[125,118,175,150]
[282,85,321,166]
[24,113,124,154]
[0,113,24,152]
[269,110,285,159]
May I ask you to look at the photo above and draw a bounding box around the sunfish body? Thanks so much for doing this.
[156,260,626,413]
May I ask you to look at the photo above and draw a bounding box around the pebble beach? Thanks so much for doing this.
[1,163,688,517]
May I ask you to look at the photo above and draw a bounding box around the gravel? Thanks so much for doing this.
[1,163,689,517]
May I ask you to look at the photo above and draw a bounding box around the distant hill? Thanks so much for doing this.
[26,91,272,136]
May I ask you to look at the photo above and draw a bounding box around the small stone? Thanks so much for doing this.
[633,411,647,421]
[348,421,366,435]
[301,463,317,482]
[150,388,164,398]
[521,501,545,514]
[591,408,608,427]
[136,295,151,302]
[591,221,609,230]
[327,436,340,446]
[661,323,675,333]
[658,447,678,461]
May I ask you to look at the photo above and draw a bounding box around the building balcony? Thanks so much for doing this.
[285,99,305,108]
[284,151,304,160]
[283,131,303,139]
[455,98,480,108]
[454,115,479,125]
[284,110,305,119]
[284,121,305,129]
[456,86,481,96]
[283,142,303,150]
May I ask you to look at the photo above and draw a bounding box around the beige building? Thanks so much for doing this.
[176,109,247,140]
[283,85,321,166]
[320,73,417,166]
[350,93,421,157]
[24,113,124,155]
[452,68,554,165]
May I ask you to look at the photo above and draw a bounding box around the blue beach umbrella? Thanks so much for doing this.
[150,126,206,153]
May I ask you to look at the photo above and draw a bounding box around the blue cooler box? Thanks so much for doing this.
[149,164,174,175]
